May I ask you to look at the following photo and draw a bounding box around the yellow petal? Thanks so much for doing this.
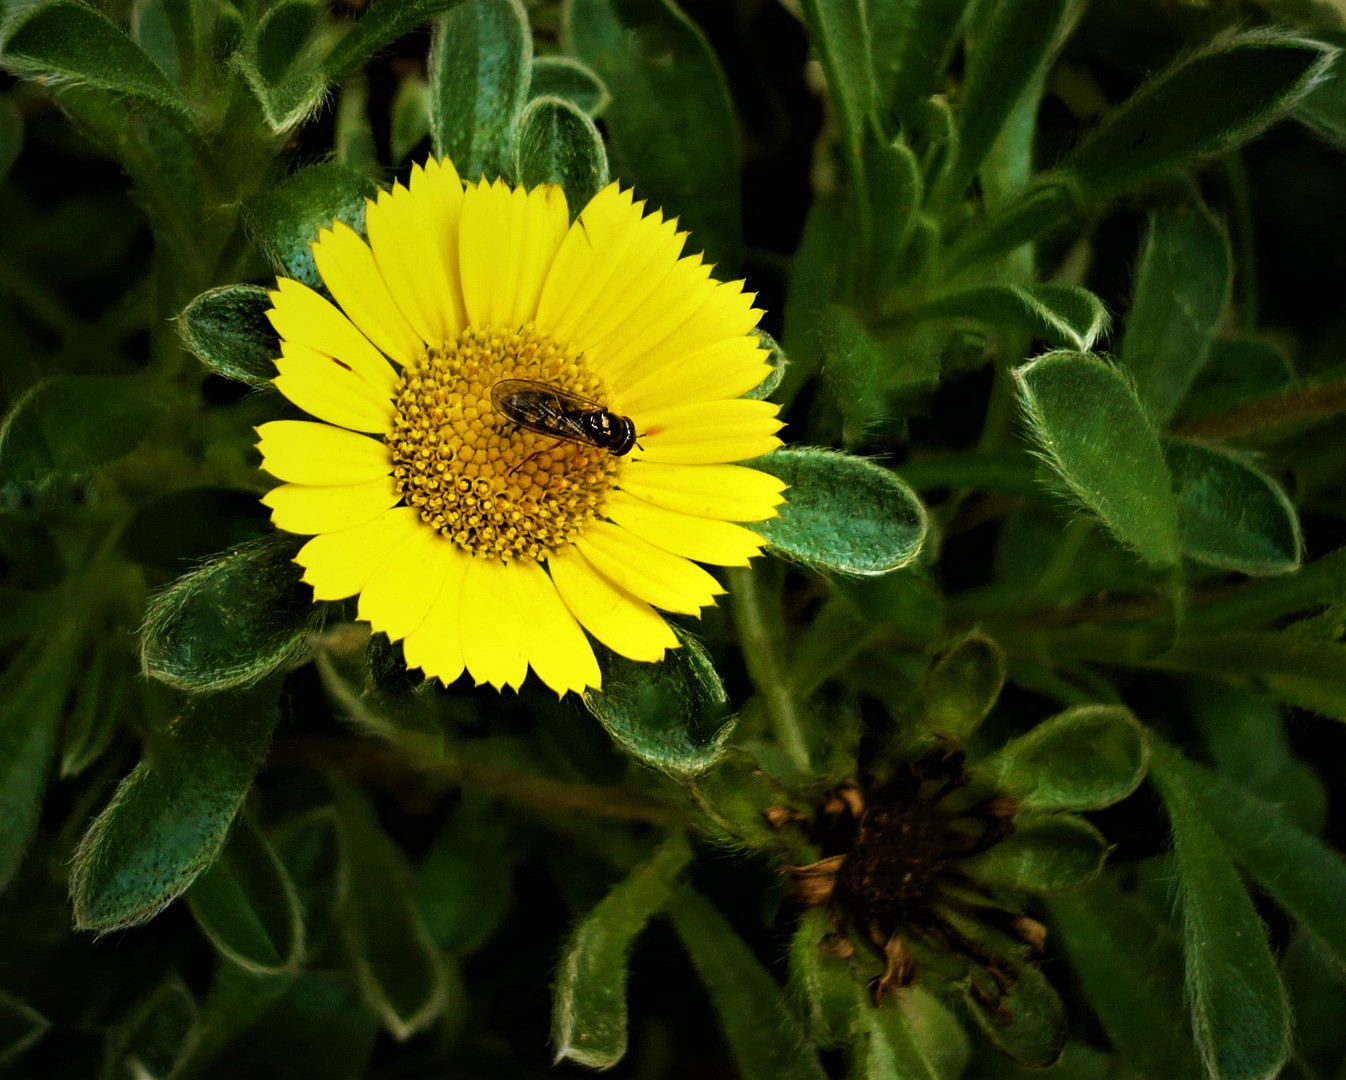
[409,156,467,333]
[401,543,472,685]
[311,220,425,366]
[266,278,399,397]
[603,490,764,566]
[459,180,569,330]
[273,342,395,433]
[365,179,459,344]
[256,420,392,485]
[358,526,460,641]
[548,546,678,662]
[536,185,689,353]
[459,557,528,690]
[602,276,762,385]
[574,521,723,615]
[632,398,783,465]
[512,559,601,695]
[619,461,786,522]
[536,184,646,339]
[588,252,715,376]
[294,507,422,600]
[262,475,402,534]
[612,336,772,414]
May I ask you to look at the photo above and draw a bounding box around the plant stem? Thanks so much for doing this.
[726,567,812,773]
[1172,378,1346,440]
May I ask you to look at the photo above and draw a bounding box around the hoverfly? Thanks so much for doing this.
[490,379,639,466]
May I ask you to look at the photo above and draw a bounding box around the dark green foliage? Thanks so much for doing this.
[2,1,1346,1078]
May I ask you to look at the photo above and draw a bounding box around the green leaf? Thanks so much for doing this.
[0,374,172,481]
[178,284,282,389]
[1064,32,1331,205]
[0,96,22,186]
[911,283,1109,352]
[512,95,610,213]
[239,60,329,136]
[0,992,49,1068]
[956,935,1066,1068]
[428,0,531,182]
[1176,337,1294,424]
[857,986,971,1080]
[1165,751,1346,974]
[936,0,1073,205]
[946,176,1081,273]
[201,971,378,1079]
[60,645,130,778]
[964,813,1108,894]
[274,807,345,956]
[1149,740,1291,1080]
[1048,867,1205,1080]
[688,751,807,850]
[1296,46,1346,140]
[413,795,513,955]
[333,72,378,173]
[244,162,381,289]
[566,0,743,270]
[583,633,734,776]
[978,705,1148,812]
[1014,351,1180,567]
[788,906,859,1048]
[107,977,195,1080]
[141,535,318,693]
[552,833,693,1069]
[0,629,82,890]
[1186,676,1325,833]
[0,1,193,125]
[916,631,1006,743]
[323,0,468,79]
[315,642,444,758]
[866,133,923,299]
[331,773,449,1040]
[70,681,283,932]
[530,55,610,116]
[1280,933,1346,1080]
[818,300,893,439]
[797,0,872,159]
[669,888,829,1080]
[1120,204,1232,424]
[867,0,965,130]
[170,962,297,1079]
[391,74,431,162]
[1165,633,1346,722]
[1180,545,1346,634]
[751,448,929,575]
[255,0,321,84]
[819,305,888,444]
[187,813,305,975]
[1166,439,1302,576]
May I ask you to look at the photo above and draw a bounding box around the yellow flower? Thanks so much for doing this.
[255,157,786,696]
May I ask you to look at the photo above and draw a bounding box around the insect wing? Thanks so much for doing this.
[492,380,599,443]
